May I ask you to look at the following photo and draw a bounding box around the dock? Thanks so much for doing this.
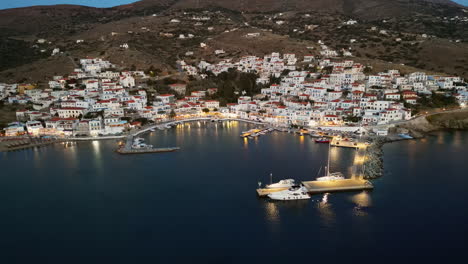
[116,135,180,155]
[240,128,267,138]
[330,138,367,149]
[302,179,373,194]
[0,138,62,152]
[256,187,289,197]
[116,147,180,154]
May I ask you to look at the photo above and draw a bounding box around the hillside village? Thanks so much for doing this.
[1,48,467,137]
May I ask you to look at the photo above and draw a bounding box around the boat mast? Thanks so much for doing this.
[327,141,331,176]
[270,173,273,185]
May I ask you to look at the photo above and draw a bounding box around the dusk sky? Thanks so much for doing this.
[0,0,467,10]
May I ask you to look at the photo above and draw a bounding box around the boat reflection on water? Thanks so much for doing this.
[262,198,309,223]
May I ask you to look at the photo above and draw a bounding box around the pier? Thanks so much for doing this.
[0,137,63,152]
[256,187,289,197]
[116,147,180,154]
[116,135,180,155]
[301,179,373,194]
[240,128,269,138]
[330,137,367,149]
[256,179,373,197]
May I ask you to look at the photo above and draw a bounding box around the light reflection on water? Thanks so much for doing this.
[351,191,372,217]
[91,140,103,172]
[1,128,467,260]
[453,131,462,147]
[317,193,336,227]
[264,201,280,222]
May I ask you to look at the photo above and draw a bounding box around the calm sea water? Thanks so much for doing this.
[1,121,467,263]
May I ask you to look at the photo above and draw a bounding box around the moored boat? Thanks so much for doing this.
[315,143,345,181]
[267,185,311,201]
[315,137,330,143]
[316,172,345,181]
[266,179,296,189]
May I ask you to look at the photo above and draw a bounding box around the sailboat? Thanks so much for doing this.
[316,143,345,181]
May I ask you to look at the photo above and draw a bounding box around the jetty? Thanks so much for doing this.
[302,179,373,194]
[0,137,63,152]
[256,187,289,197]
[240,128,269,138]
[116,135,180,155]
[116,147,180,154]
[330,137,367,149]
[256,179,373,197]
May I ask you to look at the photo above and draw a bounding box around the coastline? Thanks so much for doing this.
[3,112,467,181]
[362,108,468,179]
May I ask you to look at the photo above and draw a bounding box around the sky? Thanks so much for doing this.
[0,0,467,10]
[0,0,137,10]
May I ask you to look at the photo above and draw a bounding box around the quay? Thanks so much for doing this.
[0,137,63,152]
[302,179,373,194]
[116,135,180,155]
[257,179,373,197]
[256,187,289,197]
[240,128,269,138]
[116,147,180,154]
[330,137,367,149]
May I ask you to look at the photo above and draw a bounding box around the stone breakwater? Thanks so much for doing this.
[362,138,388,180]
[362,109,468,180]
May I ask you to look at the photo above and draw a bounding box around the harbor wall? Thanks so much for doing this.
[362,138,387,180]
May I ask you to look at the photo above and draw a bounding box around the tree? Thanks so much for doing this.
[363,66,373,74]
[169,109,177,119]
[343,115,362,123]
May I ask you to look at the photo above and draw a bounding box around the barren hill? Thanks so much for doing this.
[0,0,467,83]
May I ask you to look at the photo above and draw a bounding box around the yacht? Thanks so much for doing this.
[268,186,311,201]
[134,137,145,144]
[266,179,296,189]
[132,137,153,149]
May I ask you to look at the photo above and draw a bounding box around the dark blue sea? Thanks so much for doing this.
[1,121,467,263]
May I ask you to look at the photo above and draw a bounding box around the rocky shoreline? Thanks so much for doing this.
[363,109,468,180]
[362,138,388,180]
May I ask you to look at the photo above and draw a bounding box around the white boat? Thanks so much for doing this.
[266,178,296,189]
[132,143,153,149]
[268,186,311,201]
[134,137,145,144]
[149,128,156,132]
[317,172,345,181]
